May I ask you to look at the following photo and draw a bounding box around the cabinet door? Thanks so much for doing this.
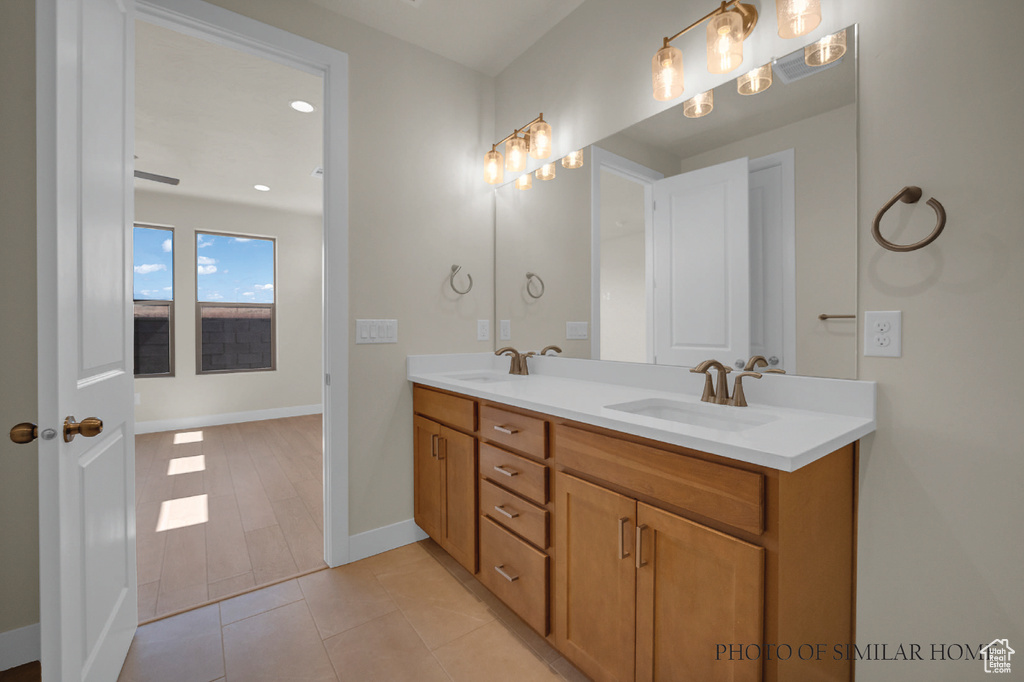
[413,416,443,543]
[554,472,637,682]
[440,425,477,573]
[636,503,764,682]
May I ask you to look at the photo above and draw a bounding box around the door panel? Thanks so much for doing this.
[554,472,637,682]
[653,157,749,368]
[636,503,764,682]
[440,425,476,573]
[413,416,443,543]
[38,0,138,679]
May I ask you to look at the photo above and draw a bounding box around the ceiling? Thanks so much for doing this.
[135,20,323,215]
[309,0,586,76]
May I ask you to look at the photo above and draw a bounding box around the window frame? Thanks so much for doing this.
[194,229,278,375]
[133,223,176,378]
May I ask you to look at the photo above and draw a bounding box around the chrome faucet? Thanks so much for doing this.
[690,359,733,405]
[495,347,533,375]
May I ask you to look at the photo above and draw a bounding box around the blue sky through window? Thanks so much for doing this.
[196,233,275,304]
[133,226,174,300]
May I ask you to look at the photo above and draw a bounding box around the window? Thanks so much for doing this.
[133,225,175,377]
[195,231,276,373]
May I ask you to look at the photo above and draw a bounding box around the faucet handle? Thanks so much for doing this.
[730,372,762,407]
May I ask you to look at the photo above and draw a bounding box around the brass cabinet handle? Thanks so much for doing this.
[63,416,103,443]
[493,424,519,435]
[494,505,519,519]
[618,516,630,559]
[492,465,518,478]
[494,564,519,583]
[437,436,446,461]
[635,524,648,569]
[10,423,38,444]
[431,434,439,459]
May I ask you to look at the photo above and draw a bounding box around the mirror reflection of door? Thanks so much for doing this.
[596,152,795,371]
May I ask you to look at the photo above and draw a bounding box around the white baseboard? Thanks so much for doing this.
[0,623,39,672]
[348,518,428,563]
[135,404,322,435]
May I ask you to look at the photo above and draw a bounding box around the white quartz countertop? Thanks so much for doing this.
[407,353,876,472]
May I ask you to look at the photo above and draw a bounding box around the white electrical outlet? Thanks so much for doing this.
[864,311,901,357]
[499,319,511,340]
[477,319,490,341]
[566,321,589,340]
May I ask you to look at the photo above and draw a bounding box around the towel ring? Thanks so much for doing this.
[449,265,472,295]
[526,272,545,299]
[872,186,946,252]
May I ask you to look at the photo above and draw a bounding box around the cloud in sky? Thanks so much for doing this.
[233,237,251,243]
[161,238,172,253]
[197,255,217,265]
[197,265,218,275]
[134,263,167,275]
[163,287,173,291]
[254,283,273,291]
[197,235,214,248]
[206,292,223,300]
[242,292,255,297]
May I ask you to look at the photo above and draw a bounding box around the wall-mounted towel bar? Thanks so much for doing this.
[872,186,946,252]
[818,314,856,320]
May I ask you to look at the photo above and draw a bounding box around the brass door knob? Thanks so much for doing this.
[64,416,103,443]
[9,423,38,444]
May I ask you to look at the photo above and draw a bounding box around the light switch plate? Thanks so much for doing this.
[477,319,490,341]
[356,319,398,344]
[499,320,511,341]
[864,311,901,357]
[566,321,589,340]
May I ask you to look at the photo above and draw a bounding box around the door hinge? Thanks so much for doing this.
[325,373,331,386]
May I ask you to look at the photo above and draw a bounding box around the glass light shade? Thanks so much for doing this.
[737,63,773,95]
[776,0,821,39]
[805,29,847,67]
[706,11,743,74]
[536,163,556,181]
[683,90,714,118]
[515,174,532,190]
[652,45,684,101]
[529,120,552,159]
[505,136,528,172]
[484,148,504,185]
[562,149,584,169]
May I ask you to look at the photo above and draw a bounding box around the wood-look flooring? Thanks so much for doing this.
[135,414,325,621]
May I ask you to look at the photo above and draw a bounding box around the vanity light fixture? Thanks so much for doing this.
[805,29,847,67]
[776,0,822,39]
[562,149,584,170]
[683,90,714,118]
[515,174,533,190]
[536,163,556,181]
[652,0,758,100]
[485,113,552,183]
[737,63,772,95]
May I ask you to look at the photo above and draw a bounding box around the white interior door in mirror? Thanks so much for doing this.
[653,157,749,368]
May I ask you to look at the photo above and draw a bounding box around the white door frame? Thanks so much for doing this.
[133,0,350,567]
[589,147,663,361]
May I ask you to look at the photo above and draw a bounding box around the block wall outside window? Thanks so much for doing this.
[133,224,175,377]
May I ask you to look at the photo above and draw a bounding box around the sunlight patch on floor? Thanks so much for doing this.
[173,430,204,445]
[156,494,209,532]
[167,455,206,476]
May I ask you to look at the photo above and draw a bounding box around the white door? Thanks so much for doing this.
[652,157,750,368]
[37,1,137,680]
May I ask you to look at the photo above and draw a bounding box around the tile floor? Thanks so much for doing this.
[135,415,325,621]
[117,539,590,682]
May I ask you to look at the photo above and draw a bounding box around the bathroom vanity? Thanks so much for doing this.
[409,353,875,682]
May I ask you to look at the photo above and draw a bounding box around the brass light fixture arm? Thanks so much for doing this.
[493,113,545,150]
[663,0,758,48]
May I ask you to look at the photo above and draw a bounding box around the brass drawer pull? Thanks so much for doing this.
[618,516,630,559]
[431,434,439,459]
[493,424,520,435]
[494,505,519,519]
[494,564,519,583]
[635,524,648,569]
[492,465,519,478]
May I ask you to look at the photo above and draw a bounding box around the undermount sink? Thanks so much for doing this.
[605,398,778,432]
[442,371,524,384]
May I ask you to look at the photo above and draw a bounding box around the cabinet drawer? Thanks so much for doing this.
[480,405,547,459]
[556,425,765,535]
[480,442,549,505]
[478,516,549,635]
[480,478,549,550]
[414,386,476,432]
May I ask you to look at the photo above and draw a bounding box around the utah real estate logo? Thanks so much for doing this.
[979,639,1014,674]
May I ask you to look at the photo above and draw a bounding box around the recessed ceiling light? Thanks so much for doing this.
[289,100,315,113]
[254,184,270,192]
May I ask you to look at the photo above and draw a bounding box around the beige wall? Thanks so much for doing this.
[495,162,592,357]
[0,0,40,637]
[133,191,323,424]
[497,1,1024,679]
[677,104,858,379]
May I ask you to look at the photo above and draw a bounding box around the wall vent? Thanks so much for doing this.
[773,51,843,85]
